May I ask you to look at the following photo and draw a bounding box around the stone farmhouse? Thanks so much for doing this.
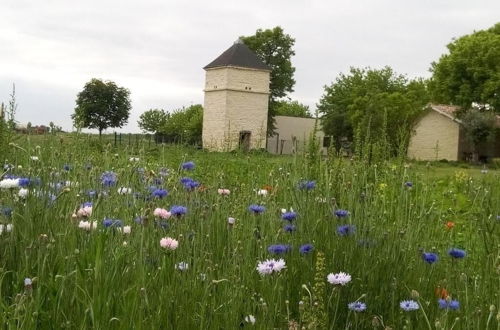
[408,104,500,162]
[202,40,323,154]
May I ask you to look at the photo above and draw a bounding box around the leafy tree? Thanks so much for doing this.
[317,67,429,152]
[460,108,497,160]
[72,79,131,136]
[274,100,312,118]
[138,109,169,134]
[241,27,296,135]
[158,104,203,145]
[429,23,500,112]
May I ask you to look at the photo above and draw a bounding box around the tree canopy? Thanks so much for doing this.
[72,79,131,135]
[241,27,296,134]
[138,109,169,134]
[317,67,429,152]
[274,100,312,118]
[429,23,500,112]
[156,104,203,145]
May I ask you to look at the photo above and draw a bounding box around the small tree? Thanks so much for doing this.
[274,100,312,118]
[460,109,497,161]
[138,109,169,134]
[72,79,131,136]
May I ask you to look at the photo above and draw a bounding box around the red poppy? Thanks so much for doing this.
[445,221,455,230]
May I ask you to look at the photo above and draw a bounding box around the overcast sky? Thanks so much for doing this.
[0,0,498,133]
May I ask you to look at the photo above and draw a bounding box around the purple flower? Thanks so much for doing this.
[248,204,266,214]
[283,224,296,233]
[348,301,367,312]
[180,177,199,191]
[1,206,12,217]
[152,188,168,199]
[103,218,123,228]
[337,224,356,236]
[267,244,291,255]
[334,209,350,218]
[182,161,195,170]
[448,248,466,259]
[298,180,316,190]
[299,244,314,255]
[101,171,117,187]
[282,212,297,221]
[422,252,439,264]
[404,181,413,188]
[170,205,187,217]
[18,178,30,187]
[438,299,460,310]
[63,164,71,171]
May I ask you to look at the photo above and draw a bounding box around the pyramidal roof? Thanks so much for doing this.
[204,39,271,71]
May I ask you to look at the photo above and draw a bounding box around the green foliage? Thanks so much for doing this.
[460,109,497,149]
[429,23,500,111]
[158,104,203,145]
[6,84,17,130]
[317,67,429,154]
[275,100,312,118]
[138,109,169,134]
[72,79,131,135]
[241,27,296,135]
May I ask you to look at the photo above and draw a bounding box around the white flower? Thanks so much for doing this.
[117,187,132,195]
[123,241,128,246]
[24,278,32,286]
[77,206,93,217]
[244,315,256,324]
[6,224,13,232]
[256,259,286,275]
[122,226,131,234]
[129,157,140,162]
[257,189,268,196]
[281,208,294,214]
[78,221,97,231]
[327,272,351,286]
[175,262,189,271]
[18,188,29,198]
[30,156,39,161]
[0,178,20,189]
[227,217,236,225]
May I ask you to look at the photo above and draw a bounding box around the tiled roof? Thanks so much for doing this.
[204,40,271,71]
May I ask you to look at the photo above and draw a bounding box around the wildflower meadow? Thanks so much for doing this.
[0,135,499,329]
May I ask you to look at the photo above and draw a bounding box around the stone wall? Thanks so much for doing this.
[408,110,460,161]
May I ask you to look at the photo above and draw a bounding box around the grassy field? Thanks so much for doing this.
[0,134,499,329]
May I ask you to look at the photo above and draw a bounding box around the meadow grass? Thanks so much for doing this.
[0,134,499,329]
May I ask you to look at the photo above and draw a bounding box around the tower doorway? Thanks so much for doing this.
[239,131,251,152]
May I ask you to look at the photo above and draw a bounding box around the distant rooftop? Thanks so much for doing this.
[204,40,271,71]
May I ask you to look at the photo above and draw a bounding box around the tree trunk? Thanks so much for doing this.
[99,128,103,138]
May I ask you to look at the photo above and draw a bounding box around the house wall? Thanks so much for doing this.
[202,67,270,151]
[267,116,326,155]
[408,111,460,161]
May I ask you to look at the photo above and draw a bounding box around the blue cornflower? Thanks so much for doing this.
[180,177,200,191]
[101,171,117,187]
[438,299,460,310]
[400,300,419,311]
[182,161,195,170]
[298,180,316,190]
[283,224,296,233]
[87,190,97,198]
[248,204,266,214]
[134,216,144,224]
[153,177,163,185]
[267,244,291,255]
[422,252,439,264]
[1,206,12,217]
[334,209,350,218]
[171,205,187,217]
[103,218,123,228]
[348,301,367,312]
[18,178,30,187]
[404,181,413,188]
[152,188,168,199]
[337,224,356,236]
[299,244,314,255]
[63,164,71,171]
[81,202,93,208]
[282,212,297,221]
[448,248,466,259]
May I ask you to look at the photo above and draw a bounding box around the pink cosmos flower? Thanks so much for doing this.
[217,188,231,195]
[160,237,179,250]
[153,208,171,219]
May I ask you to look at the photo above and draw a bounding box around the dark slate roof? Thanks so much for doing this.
[204,40,271,71]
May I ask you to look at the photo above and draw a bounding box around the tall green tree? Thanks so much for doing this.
[317,67,429,152]
[429,23,500,111]
[158,104,203,145]
[241,27,296,135]
[138,109,169,134]
[72,79,131,136]
[274,100,312,118]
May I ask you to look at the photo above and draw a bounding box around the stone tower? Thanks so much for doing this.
[202,40,271,151]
